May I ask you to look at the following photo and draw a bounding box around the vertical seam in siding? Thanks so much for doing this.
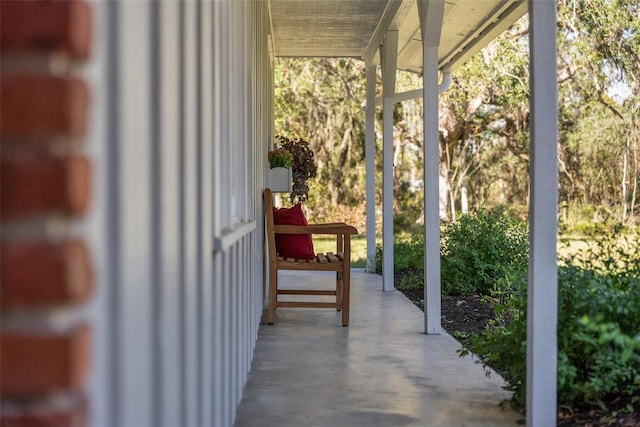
[149,1,163,426]
[223,251,230,426]
[211,2,222,424]
[177,0,187,423]
[195,0,204,424]
[105,2,121,425]
[212,253,222,425]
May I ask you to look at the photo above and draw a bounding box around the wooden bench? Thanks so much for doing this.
[264,188,358,326]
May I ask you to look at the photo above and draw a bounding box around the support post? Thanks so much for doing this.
[365,63,377,272]
[381,31,398,291]
[527,0,558,425]
[418,0,444,334]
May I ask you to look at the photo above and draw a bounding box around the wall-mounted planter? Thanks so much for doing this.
[269,167,292,193]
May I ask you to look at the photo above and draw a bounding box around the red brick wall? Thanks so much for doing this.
[1,1,94,425]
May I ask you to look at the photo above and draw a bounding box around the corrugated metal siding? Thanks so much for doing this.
[88,0,272,426]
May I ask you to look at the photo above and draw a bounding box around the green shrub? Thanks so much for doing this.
[374,210,528,297]
[556,229,640,407]
[440,209,528,296]
[459,271,528,404]
[375,233,424,273]
[462,229,640,410]
[396,269,425,291]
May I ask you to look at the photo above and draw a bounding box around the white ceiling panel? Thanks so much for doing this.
[269,0,528,73]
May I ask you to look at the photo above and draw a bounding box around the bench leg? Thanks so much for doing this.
[267,267,277,324]
[341,268,350,326]
[336,272,343,311]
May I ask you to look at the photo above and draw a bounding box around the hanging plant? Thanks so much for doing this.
[275,135,317,204]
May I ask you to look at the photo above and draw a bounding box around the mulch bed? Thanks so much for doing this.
[400,287,492,339]
[395,277,640,427]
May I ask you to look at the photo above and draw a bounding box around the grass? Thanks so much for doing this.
[312,234,370,268]
[558,231,640,266]
[313,229,638,271]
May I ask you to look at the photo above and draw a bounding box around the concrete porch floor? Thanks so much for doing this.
[234,271,522,427]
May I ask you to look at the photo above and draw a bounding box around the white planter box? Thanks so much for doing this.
[269,167,292,193]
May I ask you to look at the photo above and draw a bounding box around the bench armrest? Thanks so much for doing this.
[273,223,358,235]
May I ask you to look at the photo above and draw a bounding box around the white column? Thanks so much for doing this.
[527,0,559,425]
[365,63,377,272]
[381,31,398,291]
[418,0,444,334]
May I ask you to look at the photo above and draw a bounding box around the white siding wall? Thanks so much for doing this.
[88,1,272,426]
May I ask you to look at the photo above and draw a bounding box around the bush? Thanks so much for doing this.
[375,233,424,273]
[374,209,528,297]
[556,229,640,407]
[440,209,528,296]
[462,229,640,411]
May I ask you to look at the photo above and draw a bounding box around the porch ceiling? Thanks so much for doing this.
[269,0,528,73]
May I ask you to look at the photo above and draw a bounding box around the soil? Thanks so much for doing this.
[395,277,640,427]
[400,287,493,343]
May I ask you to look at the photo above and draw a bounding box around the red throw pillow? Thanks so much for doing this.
[273,203,316,259]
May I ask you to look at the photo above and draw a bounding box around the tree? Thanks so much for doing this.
[274,1,640,226]
[275,58,368,211]
[556,0,639,223]
[437,17,531,218]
